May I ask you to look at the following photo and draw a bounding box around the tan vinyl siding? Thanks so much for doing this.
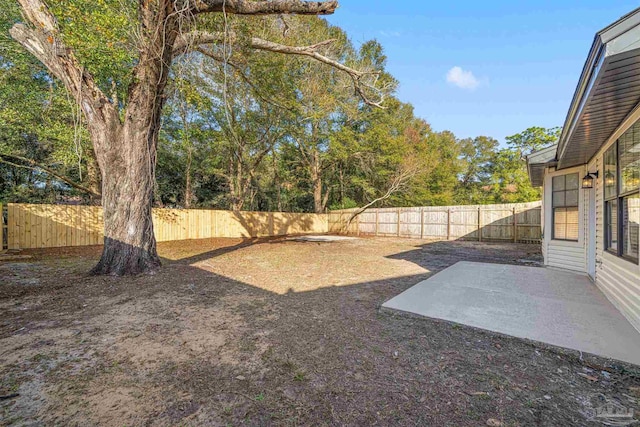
[583,185,591,272]
[594,154,604,263]
[597,254,640,332]
[542,165,588,273]
[592,140,640,333]
[541,191,548,263]
[547,241,586,272]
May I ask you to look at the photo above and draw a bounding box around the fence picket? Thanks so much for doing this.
[330,202,542,243]
[5,203,329,249]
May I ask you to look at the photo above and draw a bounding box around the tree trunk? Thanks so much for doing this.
[273,151,283,211]
[90,7,178,275]
[85,148,102,205]
[311,150,324,213]
[339,166,345,208]
[313,175,323,213]
[180,101,193,209]
[184,147,193,209]
[90,120,162,275]
[228,154,245,211]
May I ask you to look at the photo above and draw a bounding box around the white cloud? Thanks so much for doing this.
[446,66,480,90]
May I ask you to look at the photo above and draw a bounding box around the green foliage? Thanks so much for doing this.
[48,0,136,98]
[453,126,560,205]
[505,126,561,156]
[0,0,97,203]
[483,147,542,203]
[1,4,553,210]
[454,136,498,204]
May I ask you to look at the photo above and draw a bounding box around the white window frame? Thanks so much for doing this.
[551,173,580,242]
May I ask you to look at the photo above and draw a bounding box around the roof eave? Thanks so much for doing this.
[555,8,640,169]
[556,39,605,163]
[526,145,558,187]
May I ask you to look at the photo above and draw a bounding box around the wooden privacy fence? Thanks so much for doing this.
[1,204,6,251]
[329,201,542,243]
[4,203,328,250]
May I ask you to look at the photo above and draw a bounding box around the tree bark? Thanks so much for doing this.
[180,104,194,209]
[91,126,161,275]
[184,152,193,209]
[85,148,102,205]
[227,148,246,211]
[191,0,338,15]
[96,33,178,274]
[313,177,323,213]
[91,1,180,274]
[310,150,324,213]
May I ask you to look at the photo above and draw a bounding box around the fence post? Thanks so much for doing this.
[269,212,275,236]
[446,208,451,241]
[513,207,518,243]
[356,212,360,236]
[0,203,3,251]
[375,210,379,237]
[420,208,425,240]
[478,206,482,242]
[396,208,401,237]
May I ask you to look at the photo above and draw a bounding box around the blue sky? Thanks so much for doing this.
[325,1,640,145]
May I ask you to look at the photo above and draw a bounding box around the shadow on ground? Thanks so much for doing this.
[0,238,637,426]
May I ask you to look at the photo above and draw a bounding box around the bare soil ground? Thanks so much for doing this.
[0,237,639,426]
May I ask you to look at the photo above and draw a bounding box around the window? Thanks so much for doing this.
[552,173,579,241]
[606,199,618,251]
[620,126,640,194]
[604,121,640,264]
[604,143,617,199]
[622,194,639,261]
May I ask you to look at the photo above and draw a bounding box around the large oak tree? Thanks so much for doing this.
[9,0,379,275]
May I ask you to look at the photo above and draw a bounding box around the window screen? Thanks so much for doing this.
[604,123,640,264]
[619,122,640,195]
[552,173,579,241]
[622,194,639,262]
[606,200,618,252]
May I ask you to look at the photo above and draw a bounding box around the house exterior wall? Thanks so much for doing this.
[588,124,640,333]
[541,165,588,273]
[541,114,640,332]
[540,186,547,263]
[533,7,640,335]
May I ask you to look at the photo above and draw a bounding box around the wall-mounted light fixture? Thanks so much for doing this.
[582,171,599,189]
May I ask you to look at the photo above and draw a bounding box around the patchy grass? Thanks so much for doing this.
[0,237,638,426]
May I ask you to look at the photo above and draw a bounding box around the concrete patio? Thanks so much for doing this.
[383,261,640,365]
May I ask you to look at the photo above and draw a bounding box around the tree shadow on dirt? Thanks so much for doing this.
[384,240,544,273]
[0,238,636,427]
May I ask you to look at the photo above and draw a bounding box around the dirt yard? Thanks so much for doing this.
[1,237,639,426]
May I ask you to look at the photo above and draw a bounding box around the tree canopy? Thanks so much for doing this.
[0,0,559,216]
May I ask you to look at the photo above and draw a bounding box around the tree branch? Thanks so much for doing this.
[346,161,423,227]
[191,0,338,15]
[9,0,120,147]
[174,31,385,107]
[249,37,384,108]
[0,153,101,196]
[196,47,295,111]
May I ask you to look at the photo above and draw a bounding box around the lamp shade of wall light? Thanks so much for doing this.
[582,171,598,189]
